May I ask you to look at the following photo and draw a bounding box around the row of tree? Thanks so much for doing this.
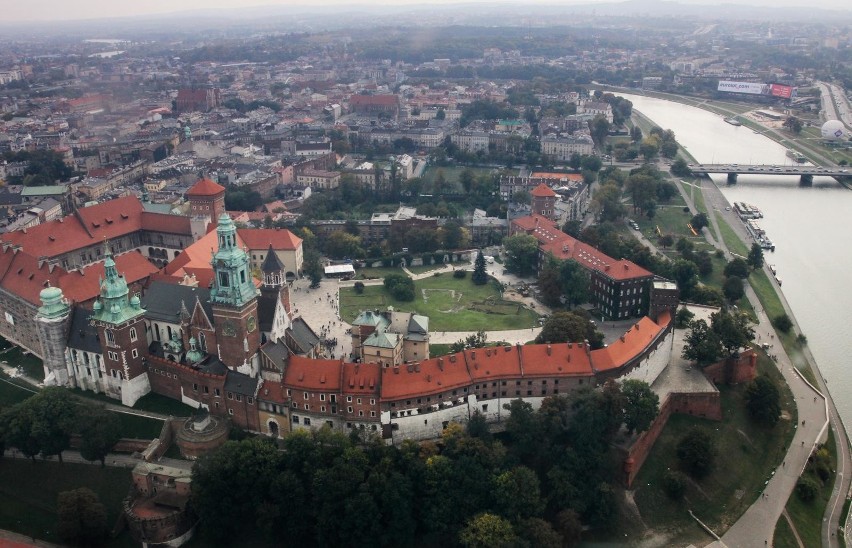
[0,387,122,466]
[191,381,658,547]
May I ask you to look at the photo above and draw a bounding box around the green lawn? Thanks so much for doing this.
[421,165,505,189]
[114,412,165,440]
[0,459,132,545]
[340,274,540,332]
[773,513,799,548]
[780,428,838,548]
[0,374,37,406]
[0,346,45,381]
[131,392,195,416]
[630,354,796,545]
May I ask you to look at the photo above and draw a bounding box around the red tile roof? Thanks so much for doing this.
[57,250,158,304]
[522,342,594,377]
[1,196,145,258]
[513,214,652,281]
[0,248,66,306]
[284,355,342,391]
[342,362,380,395]
[591,316,668,372]
[236,228,303,251]
[185,178,225,197]
[380,355,470,401]
[530,172,584,182]
[464,345,522,382]
[141,211,192,235]
[530,183,557,197]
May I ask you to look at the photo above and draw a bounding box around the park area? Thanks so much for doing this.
[339,273,540,332]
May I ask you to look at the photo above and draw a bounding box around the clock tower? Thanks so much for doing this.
[210,213,260,375]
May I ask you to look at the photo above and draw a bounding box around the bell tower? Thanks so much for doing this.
[210,213,260,374]
[90,251,151,406]
[35,284,71,387]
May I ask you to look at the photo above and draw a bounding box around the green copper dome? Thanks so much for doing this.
[210,213,258,307]
[91,251,145,325]
[37,285,69,320]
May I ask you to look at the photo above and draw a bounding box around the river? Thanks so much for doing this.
[618,93,852,433]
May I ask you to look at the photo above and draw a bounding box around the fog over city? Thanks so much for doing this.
[3,0,850,23]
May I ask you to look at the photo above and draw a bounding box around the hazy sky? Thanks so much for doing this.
[3,0,849,22]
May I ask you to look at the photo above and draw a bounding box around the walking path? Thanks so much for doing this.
[693,177,850,547]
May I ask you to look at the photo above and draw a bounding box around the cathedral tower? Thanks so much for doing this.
[35,285,71,387]
[210,213,260,374]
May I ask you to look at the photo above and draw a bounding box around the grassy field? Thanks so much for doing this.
[0,374,38,406]
[773,513,799,548]
[630,353,796,545]
[777,428,839,548]
[0,346,45,381]
[0,459,132,545]
[420,165,505,188]
[340,273,540,332]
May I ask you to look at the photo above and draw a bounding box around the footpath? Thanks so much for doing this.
[694,177,851,547]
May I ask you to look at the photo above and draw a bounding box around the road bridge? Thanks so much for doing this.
[689,163,851,185]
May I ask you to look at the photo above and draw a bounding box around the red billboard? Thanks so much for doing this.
[769,84,793,99]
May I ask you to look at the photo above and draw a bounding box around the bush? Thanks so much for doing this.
[384,274,416,302]
[453,270,467,279]
[675,307,695,329]
[796,477,820,503]
[662,470,687,500]
[676,428,716,479]
[773,313,793,333]
[353,281,365,294]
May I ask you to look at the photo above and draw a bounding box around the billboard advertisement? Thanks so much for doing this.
[769,84,794,99]
[717,80,796,99]
[717,81,767,95]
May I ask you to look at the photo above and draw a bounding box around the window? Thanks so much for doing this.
[304,392,309,399]
[131,349,139,358]
[330,394,336,403]
[370,411,376,417]
[357,398,362,404]
[215,388,221,397]
[358,410,364,417]
[482,404,488,412]
[108,351,117,361]
[228,392,233,400]
[320,394,326,401]
[370,398,376,405]
[247,397,253,405]
[304,404,309,410]
[292,416,300,424]
[228,408,234,416]
[236,395,242,402]
[286,389,291,396]
[219,272,230,287]
[204,386,209,394]
[347,406,353,413]
[129,327,137,342]
[105,329,115,346]
[347,396,352,402]
[193,383,198,392]
[304,418,311,426]
[321,406,326,412]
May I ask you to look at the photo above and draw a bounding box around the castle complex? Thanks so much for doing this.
[4,186,681,443]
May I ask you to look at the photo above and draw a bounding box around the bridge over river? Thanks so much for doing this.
[689,163,851,185]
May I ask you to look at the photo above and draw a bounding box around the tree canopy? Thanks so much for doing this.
[503,234,539,277]
[535,311,604,349]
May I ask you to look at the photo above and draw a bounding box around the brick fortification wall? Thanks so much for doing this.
[704,350,758,385]
[620,350,758,487]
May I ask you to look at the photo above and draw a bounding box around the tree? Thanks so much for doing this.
[450,330,488,354]
[303,250,323,287]
[459,513,517,548]
[639,136,660,161]
[662,470,687,500]
[748,243,764,270]
[384,274,415,301]
[711,310,754,357]
[325,231,364,259]
[512,190,531,206]
[796,477,820,502]
[472,250,489,285]
[353,281,365,294]
[690,212,709,231]
[537,259,563,307]
[589,116,611,146]
[555,509,583,547]
[783,116,803,134]
[682,319,722,365]
[536,311,603,348]
[630,125,642,142]
[503,234,539,277]
[517,518,562,548]
[676,428,716,479]
[773,313,794,333]
[724,257,749,279]
[670,259,698,297]
[57,488,108,546]
[493,466,544,521]
[745,375,781,426]
[670,157,692,177]
[26,387,77,463]
[621,380,659,434]
[77,406,121,467]
[723,275,745,302]
[658,234,674,248]
[675,307,695,329]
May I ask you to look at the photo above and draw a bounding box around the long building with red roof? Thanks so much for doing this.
[511,214,656,319]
